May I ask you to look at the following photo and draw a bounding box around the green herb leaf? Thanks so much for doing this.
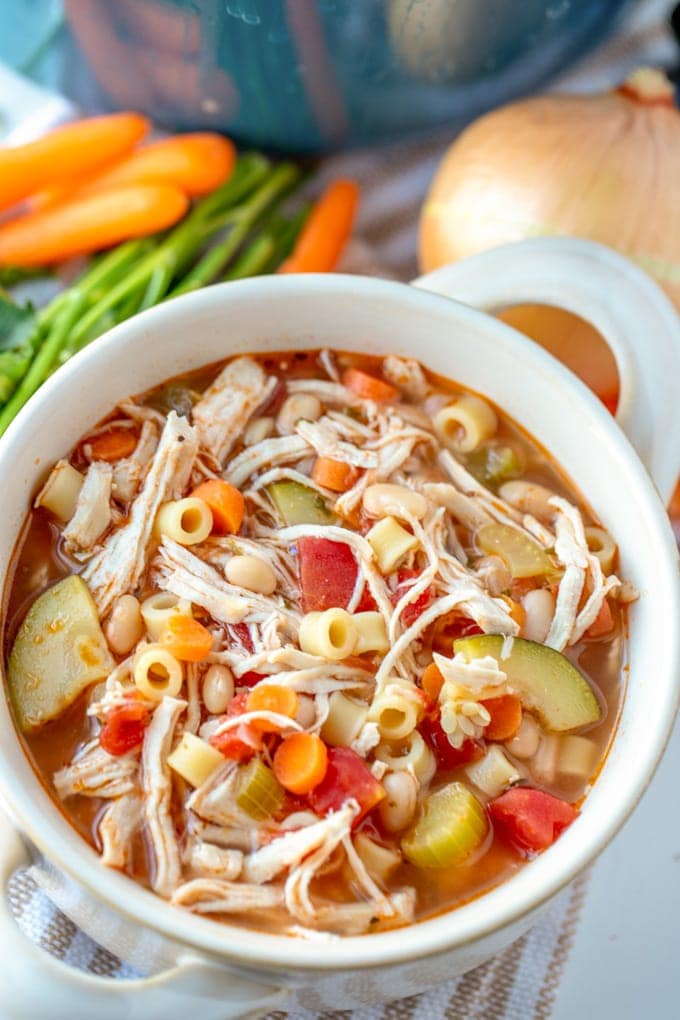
[0,293,37,352]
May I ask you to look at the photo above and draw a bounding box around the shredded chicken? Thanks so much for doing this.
[172,879,285,913]
[284,803,359,924]
[62,461,112,553]
[111,420,159,503]
[83,412,198,615]
[99,792,142,868]
[309,889,416,936]
[54,741,138,800]
[142,697,186,897]
[382,355,428,400]
[192,357,273,466]
[243,805,357,884]
[225,435,311,489]
[187,843,243,881]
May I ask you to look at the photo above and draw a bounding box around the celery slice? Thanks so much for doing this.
[268,480,334,526]
[235,759,284,820]
[467,445,523,486]
[402,782,487,869]
[476,523,554,578]
[8,576,115,733]
[454,634,601,731]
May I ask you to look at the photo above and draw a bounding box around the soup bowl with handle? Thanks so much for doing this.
[0,238,678,1019]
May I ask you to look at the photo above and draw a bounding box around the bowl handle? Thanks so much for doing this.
[0,815,288,1020]
[412,238,680,505]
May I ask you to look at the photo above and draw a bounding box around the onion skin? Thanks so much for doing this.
[419,74,680,312]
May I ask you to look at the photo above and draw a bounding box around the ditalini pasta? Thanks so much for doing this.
[4,348,632,937]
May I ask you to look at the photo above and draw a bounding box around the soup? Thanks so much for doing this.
[3,349,631,937]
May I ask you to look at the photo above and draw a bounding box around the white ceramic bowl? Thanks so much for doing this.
[0,239,678,1020]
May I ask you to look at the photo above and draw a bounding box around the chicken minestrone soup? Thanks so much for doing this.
[3,350,632,936]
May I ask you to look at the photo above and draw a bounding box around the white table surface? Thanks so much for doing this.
[553,712,680,1019]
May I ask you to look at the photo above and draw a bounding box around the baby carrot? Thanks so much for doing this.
[0,184,189,267]
[480,694,523,742]
[278,178,359,273]
[32,133,236,210]
[311,456,358,493]
[342,367,398,403]
[160,615,214,662]
[84,428,138,463]
[0,112,148,211]
[190,479,244,534]
[273,732,329,795]
[246,684,299,733]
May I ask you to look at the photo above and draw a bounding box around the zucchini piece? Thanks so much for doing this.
[454,634,601,732]
[8,576,114,733]
[402,782,487,868]
[268,479,334,526]
[235,758,284,820]
[476,523,554,578]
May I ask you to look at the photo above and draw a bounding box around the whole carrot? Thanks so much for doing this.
[0,184,188,266]
[0,112,148,211]
[278,178,359,273]
[32,133,236,210]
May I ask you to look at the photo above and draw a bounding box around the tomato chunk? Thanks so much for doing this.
[99,697,151,756]
[209,692,262,762]
[392,569,433,627]
[432,613,483,655]
[420,711,483,770]
[298,537,358,612]
[488,787,579,855]
[308,747,385,825]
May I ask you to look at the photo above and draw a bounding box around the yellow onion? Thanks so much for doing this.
[419,70,680,405]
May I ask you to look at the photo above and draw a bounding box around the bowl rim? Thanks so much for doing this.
[1,273,678,973]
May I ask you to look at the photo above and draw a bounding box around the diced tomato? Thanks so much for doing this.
[209,692,261,762]
[228,622,254,653]
[355,585,378,613]
[392,568,433,627]
[99,697,151,756]
[584,599,614,639]
[488,787,579,855]
[431,613,483,654]
[308,747,385,826]
[419,711,483,770]
[298,537,359,612]
[238,671,267,688]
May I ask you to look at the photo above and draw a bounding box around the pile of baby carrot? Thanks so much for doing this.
[0,111,359,435]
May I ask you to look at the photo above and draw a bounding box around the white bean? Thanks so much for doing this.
[362,483,427,521]
[243,416,274,447]
[105,595,143,655]
[499,480,556,523]
[505,714,541,760]
[225,555,277,595]
[276,394,322,435]
[522,587,555,643]
[202,664,234,715]
[378,770,418,833]
[294,694,317,729]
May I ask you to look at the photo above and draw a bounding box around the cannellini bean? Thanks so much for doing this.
[505,714,541,760]
[243,416,275,447]
[378,770,418,833]
[202,664,234,715]
[499,480,557,523]
[294,694,317,729]
[105,595,143,655]
[362,483,427,521]
[277,394,322,435]
[522,587,555,643]
[225,555,277,595]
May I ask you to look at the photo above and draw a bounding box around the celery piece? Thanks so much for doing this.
[467,444,523,486]
[402,782,487,869]
[236,759,284,820]
[454,635,602,732]
[268,480,334,526]
[8,576,114,733]
[476,523,554,578]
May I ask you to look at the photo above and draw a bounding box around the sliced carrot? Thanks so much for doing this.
[273,732,329,795]
[32,133,236,210]
[585,598,614,639]
[0,184,188,267]
[342,367,398,403]
[246,684,299,733]
[311,456,358,493]
[421,662,445,701]
[190,479,244,534]
[480,694,523,742]
[278,178,359,273]
[0,112,148,212]
[500,594,527,631]
[84,428,138,463]
[160,615,213,662]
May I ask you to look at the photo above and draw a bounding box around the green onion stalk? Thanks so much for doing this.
[0,155,308,437]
